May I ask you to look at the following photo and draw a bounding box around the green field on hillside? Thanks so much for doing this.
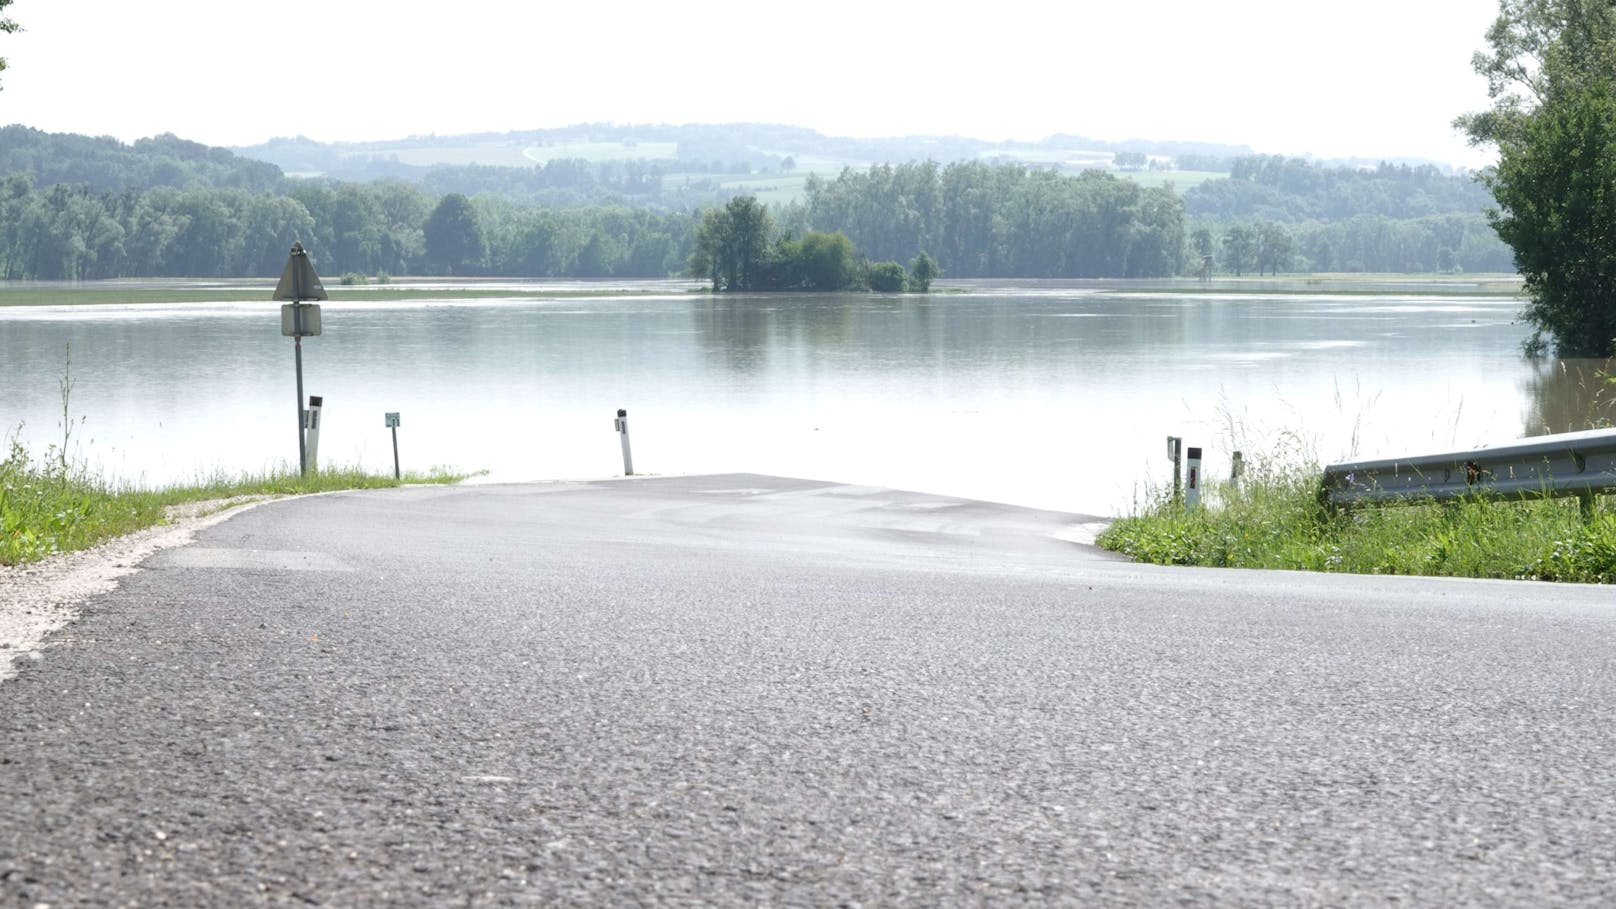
[522,141,680,164]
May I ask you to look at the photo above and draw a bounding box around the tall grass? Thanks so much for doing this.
[1,429,464,566]
[1097,453,1616,583]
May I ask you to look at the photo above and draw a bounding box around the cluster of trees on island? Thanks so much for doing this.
[690,195,936,292]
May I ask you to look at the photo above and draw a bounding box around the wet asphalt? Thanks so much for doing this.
[3,475,1616,907]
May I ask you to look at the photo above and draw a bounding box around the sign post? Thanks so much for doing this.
[385,412,401,480]
[272,242,327,476]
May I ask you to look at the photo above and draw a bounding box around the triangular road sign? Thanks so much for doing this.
[272,242,329,301]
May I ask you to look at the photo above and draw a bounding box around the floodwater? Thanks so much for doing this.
[1,279,1604,516]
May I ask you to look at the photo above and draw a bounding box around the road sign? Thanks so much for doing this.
[281,303,322,337]
[385,412,400,428]
[273,242,328,302]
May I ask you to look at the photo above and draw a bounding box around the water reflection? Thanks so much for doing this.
[1522,358,1616,435]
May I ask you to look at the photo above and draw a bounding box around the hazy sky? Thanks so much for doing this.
[2,0,1503,167]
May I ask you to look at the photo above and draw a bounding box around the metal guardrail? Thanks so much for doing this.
[1322,427,1616,512]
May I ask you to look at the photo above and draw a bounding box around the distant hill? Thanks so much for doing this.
[229,122,1261,187]
[0,125,285,195]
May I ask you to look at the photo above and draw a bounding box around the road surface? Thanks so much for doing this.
[3,475,1615,906]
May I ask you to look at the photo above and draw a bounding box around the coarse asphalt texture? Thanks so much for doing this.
[3,474,1615,907]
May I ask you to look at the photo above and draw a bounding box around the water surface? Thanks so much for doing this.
[2,279,1582,515]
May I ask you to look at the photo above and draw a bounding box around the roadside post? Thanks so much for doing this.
[1167,436,1183,502]
[304,395,324,473]
[1185,446,1203,510]
[385,412,401,480]
[273,242,328,476]
[615,408,634,476]
[1231,450,1245,491]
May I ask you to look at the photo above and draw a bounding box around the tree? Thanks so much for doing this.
[0,0,19,89]
[1256,222,1294,276]
[1457,0,1616,355]
[424,193,486,275]
[1222,225,1257,276]
[796,230,857,290]
[909,251,939,291]
[1488,79,1616,355]
[1113,151,1147,170]
[689,195,773,291]
[866,261,906,292]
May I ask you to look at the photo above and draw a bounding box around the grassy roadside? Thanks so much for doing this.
[1096,462,1616,583]
[1,435,465,566]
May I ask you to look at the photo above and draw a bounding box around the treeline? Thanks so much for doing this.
[0,161,1193,281]
[0,169,1513,282]
[1179,155,1513,274]
[790,161,1186,278]
[1184,155,1495,222]
[0,123,1517,280]
[0,177,698,280]
[1191,213,1514,275]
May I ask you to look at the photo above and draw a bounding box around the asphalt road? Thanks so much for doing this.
[3,475,1616,906]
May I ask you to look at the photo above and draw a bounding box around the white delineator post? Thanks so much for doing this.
[615,408,634,476]
[1185,446,1203,510]
[304,395,324,473]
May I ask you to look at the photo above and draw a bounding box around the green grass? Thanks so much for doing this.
[521,141,679,165]
[1097,459,1616,584]
[357,141,542,169]
[1120,169,1227,190]
[1,432,467,567]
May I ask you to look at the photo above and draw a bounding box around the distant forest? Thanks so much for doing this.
[0,124,1514,281]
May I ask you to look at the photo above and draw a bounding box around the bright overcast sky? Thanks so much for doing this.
[2,0,1502,168]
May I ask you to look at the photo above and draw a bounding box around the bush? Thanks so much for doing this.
[866,261,906,293]
[340,272,368,286]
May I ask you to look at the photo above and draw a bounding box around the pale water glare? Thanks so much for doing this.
[1,282,1541,516]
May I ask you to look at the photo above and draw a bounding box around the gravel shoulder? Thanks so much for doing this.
[0,496,272,680]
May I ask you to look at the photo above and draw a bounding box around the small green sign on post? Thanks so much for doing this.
[385,412,401,480]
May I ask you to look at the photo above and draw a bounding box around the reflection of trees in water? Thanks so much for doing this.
[690,297,873,373]
[692,298,779,374]
[1521,358,1616,435]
